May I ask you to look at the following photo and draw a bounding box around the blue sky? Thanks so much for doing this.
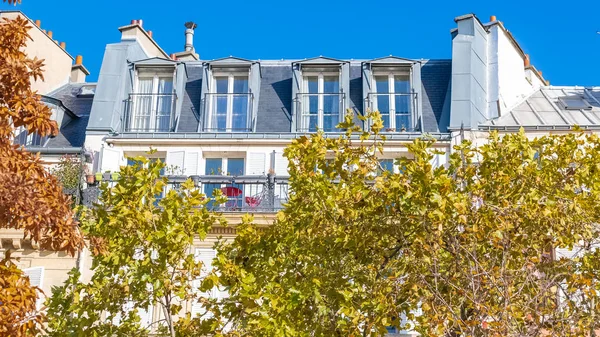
[2,0,599,85]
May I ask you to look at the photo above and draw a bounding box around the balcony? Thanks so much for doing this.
[83,174,290,213]
[296,93,345,132]
[203,93,254,132]
[366,93,417,132]
[123,93,177,132]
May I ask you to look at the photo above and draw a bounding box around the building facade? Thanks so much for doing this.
[6,10,590,335]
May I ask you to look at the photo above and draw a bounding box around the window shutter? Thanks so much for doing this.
[250,63,261,131]
[340,62,350,123]
[192,248,217,317]
[362,62,372,119]
[410,62,423,132]
[23,267,44,288]
[291,64,302,131]
[138,305,153,328]
[166,151,185,174]
[101,147,123,172]
[271,152,288,176]
[247,153,266,175]
[184,152,199,175]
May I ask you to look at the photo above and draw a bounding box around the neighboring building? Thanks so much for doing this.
[0,10,93,306]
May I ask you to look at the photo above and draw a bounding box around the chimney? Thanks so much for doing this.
[184,21,197,52]
[47,30,53,39]
[524,54,530,67]
[490,15,497,22]
[71,55,90,83]
[35,19,41,27]
[147,30,153,38]
[60,42,66,49]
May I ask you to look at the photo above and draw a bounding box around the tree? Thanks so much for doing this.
[46,156,225,337]
[213,113,600,337]
[0,4,84,335]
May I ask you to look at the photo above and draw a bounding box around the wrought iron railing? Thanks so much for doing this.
[366,92,417,132]
[83,174,290,213]
[123,93,177,132]
[295,93,345,132]
[203,93,254,132]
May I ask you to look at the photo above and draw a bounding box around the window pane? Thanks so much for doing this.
[227,158,245,176]
[215,77,228,93]
[134,78,153,131]
[378,159,394,175]
[215,96,227,131]
[156,78,174,132]
[375,76,391,129]
[394,75,410,93]
[305,77,319,131]
[232,77,248,93]
[232,77,249,131]
[323,76,339,93]
[307,77,318,93]
[205,158,223,175]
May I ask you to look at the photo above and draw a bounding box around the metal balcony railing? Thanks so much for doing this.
[295,93,345,132]
[203,93,254,132]
[123,93,177,132]
[83,174,290,213]
[366,92,417,132]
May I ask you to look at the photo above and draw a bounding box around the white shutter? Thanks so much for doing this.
[23,267,44,288]
[101,147,123,172]
[272,152,288,176]
[138,305,153,328]
[166,151,185,174]
[184,152,199,175]
[247,153,266,175]
[192,249,217,316]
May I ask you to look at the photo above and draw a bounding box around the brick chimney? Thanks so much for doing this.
[71,55,90,83]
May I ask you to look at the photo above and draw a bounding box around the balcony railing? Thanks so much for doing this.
[83,174,290,213]
[203,93,254,132]
[123,93,177,132]
[366,92,417,132]
[296,93,345,132]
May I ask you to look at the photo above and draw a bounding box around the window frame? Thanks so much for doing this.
[370,67,413,131]
[300,71,342,132]
[207,70,251,132]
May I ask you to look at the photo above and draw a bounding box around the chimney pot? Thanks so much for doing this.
[60,42,66,49]
[538,70,543,76]
[76,55,83,65]
[524,54,530,67]
[147,30,153,38]
[184,21,197,53]
[490,15,497,22]
[131,19,137,25]
[170,53,177,60]
[35,19,41,27]
[47,30,53,38]
[138,19,143,28]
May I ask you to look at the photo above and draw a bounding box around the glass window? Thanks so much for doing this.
[131,74,174,132]
[208,74,251,132]
[204,158,245,210]
[301,73,341,132]
[371,70,412,131]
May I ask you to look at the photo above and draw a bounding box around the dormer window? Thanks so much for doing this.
[300,73,341,132]
[363,57,421,132]
[124,58,179,133]
[372,70,412,131]
[292,57,350,133]
[206,73,250,131]
[202,57,261,133]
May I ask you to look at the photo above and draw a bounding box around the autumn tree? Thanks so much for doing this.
[0,2,84,335]
[46,157,225,337]
[212,113,600,337]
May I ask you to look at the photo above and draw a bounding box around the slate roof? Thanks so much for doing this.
[174,58,452,133]
[481,87,600,129]
[178,64,203,132]
[44,83,95,148]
